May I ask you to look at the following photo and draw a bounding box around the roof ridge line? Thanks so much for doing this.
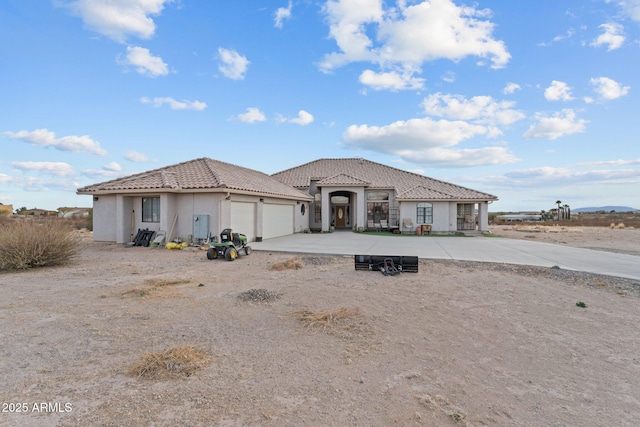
[202,158,224,187]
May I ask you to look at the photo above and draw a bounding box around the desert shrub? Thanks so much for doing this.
[128,344,211,379]
[66,211,93,231]
[268,257,303,271]
[0,219,81,270]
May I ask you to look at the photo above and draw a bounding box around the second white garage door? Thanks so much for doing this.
[230,202,256,242]
[263,204,293,239]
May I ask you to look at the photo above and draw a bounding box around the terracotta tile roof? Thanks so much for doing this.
[272,158,497,201]
[77,158,313,200]
[395,185,453,200]
[317,173,371,186]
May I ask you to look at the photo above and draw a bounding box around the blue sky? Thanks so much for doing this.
[1,0,639,212]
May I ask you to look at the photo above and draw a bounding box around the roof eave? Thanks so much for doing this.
[77,187,314,201]
[395,197,499,202]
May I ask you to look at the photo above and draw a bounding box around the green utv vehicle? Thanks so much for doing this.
[206,228,252,261]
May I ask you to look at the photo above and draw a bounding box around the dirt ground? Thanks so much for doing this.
[1,227,639,427]
[488,223,640,257]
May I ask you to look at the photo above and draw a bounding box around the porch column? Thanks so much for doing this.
[116,194,126,244]
[321,189,331,232]
[355,187,365,230]
[478,202,489,231]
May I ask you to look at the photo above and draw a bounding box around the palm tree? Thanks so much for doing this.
[563,204,571,220]
[555,200,562,220]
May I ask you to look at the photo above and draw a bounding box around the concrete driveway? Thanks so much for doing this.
[250,231,640,280]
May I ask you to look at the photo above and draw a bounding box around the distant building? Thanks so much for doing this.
[23,208,58,217]
[496,213,542,222]
[57,207,91,218]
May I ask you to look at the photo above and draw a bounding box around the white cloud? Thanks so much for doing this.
[523,109,587,140]
[342,116,518,167]
[399,146,519,167]
[503,82,521,94]
[590,22,625,50]
[2,175,81,193]
[344,117,490,151]
[11,161,74,177]
[237,107,266,123]
[124,150,152,162]
[341,89,528,167]
[376,1,510,68]
[62,0,173,43]
[441,71,456,83]
[274,1,293,28]
[552,29,575,43]
[119,46,169,77]
[3,128,108,156]
[359,69,425,91]
[320,0,510,87]
[320,0,384,70]
[578,158,640,167]
[140,96,206,110]
[218,48,250,80]
[616,0,640,22]
[589,76,630,100]
[81,161,124,179]
[102,162,122,172]
[289,110,315,126]
[503,166,640,186]
[544,80,574,101]
[422,93,525,126]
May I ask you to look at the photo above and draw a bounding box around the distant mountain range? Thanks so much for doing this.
[574,206,639,213]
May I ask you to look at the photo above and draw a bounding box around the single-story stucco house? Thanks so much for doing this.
[77,158,313,244]
[273,158,497,235]
[77,157,498,244]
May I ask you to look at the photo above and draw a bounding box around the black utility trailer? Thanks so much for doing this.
[354,255,419,275]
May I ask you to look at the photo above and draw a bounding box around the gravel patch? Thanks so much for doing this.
[237,288,282,302]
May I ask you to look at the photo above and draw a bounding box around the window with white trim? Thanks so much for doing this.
[142,197,160,223]
[417,202,433,224]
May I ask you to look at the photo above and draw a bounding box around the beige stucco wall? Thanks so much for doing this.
[399,201,454,233]
[91,195,117,242]
[226,194,308,240]
[90,190,310,244]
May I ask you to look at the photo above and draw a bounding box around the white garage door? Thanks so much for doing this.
[231,202,256,242]
[263,204,294,239]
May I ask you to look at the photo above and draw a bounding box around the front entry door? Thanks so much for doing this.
[336,205,346,228]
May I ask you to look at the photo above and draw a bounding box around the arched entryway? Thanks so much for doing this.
[330,191,352,229]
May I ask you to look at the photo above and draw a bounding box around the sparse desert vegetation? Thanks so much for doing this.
[0,228,638,426]
[0,219,81,271]
[492,211,640,228]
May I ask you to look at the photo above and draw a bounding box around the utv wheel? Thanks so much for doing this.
[244,246,252,255]
[206,248,218,260]
[225,247,238,261]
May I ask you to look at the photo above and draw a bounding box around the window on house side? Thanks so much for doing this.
[314,193,321,222]
[142,197,160,222]
[417,202,433,224]
[367,191,389,201]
